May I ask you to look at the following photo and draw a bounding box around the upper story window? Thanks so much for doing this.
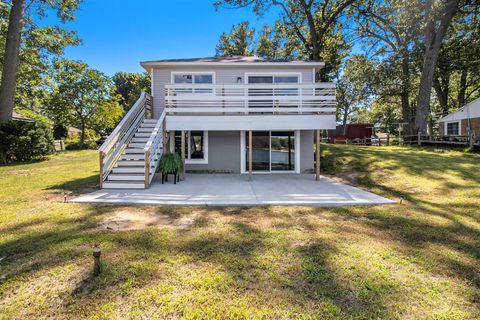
[172,72,214,94]
[173,74,213,84]
[247,74,299,84]
[446,122,460,136]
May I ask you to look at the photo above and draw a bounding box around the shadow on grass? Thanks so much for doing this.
[45,174,99,194]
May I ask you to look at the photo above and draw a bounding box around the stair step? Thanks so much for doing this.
[117,160,145,166]
[131,137,149,143]
[138,128,154,133]
[121,154,145,160]
[128,143,146,148]
[125,148,145,154]
[103,181,145,189]
[140,123,156,128]
[134,132,151,138]
[113,167,146,174]
[108,174,145,181]
[143,119,157,123]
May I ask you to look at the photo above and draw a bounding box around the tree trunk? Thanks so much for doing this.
[342,106,349,135]
[0,0,26,123]
[414,0,459,134]
[80,122,86,145]
[457,69,467,108]
[433,76,449,114]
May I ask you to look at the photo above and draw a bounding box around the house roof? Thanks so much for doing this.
[12,111,33,122]
[438,97,480,122]
[140,55,325,69]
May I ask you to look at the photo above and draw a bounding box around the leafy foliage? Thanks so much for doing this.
[46,59,123,145]
[159,153,183,174]
[112,72,151,112]
[0,119,54,163]
[216,21,255,56]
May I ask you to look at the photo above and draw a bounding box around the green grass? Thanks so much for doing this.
[0,146,479,319]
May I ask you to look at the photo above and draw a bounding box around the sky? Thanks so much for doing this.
[41,0,281,76]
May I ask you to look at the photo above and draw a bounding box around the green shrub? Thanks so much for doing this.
[65,129,100,150]
[0,120,55,163]
[158,153,183,174]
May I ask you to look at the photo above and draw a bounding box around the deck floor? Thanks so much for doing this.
[72,174,395,207]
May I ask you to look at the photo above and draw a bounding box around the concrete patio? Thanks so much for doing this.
[72,174,395,207]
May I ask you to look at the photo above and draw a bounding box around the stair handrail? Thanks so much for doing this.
[143,109,166,188]
[99,92,152,188]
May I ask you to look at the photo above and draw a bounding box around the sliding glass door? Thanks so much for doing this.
[271,131,295,171]
[245,131,296,172]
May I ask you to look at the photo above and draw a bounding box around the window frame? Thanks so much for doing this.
[445,121,461,136]
[170,72,216,85]
[170,130,209,164]
[244,72,302,84]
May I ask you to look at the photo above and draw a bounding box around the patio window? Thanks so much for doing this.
[446,122,459,135]
[174,131,208,164]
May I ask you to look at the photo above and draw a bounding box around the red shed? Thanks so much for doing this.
[328,124,374,143]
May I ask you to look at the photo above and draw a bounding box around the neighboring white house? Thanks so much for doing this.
[437,97,480,137]
[99,56,337,189]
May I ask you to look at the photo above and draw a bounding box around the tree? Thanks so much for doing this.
[47,59,123,145]
[215,0,355,80]
[355,0,423,130]
[112,72,151,111]
[433,3,480,115]
[414,0,470,134]
[336,55,377,133]
[0,0,81,123]
[215,21,255,56]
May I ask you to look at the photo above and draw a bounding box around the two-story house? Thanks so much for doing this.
[98,56,337,189]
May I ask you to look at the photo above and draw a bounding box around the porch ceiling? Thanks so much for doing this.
[72,174,395,207]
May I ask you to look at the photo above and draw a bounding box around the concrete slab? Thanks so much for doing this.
[72,174,395,207]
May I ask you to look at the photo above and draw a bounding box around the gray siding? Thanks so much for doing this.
[151,65,315,118]
[186,131,241,173]
[183,130,314,174]
[300,130,314,173]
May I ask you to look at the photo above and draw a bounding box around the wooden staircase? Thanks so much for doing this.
[99,93,166,189]
[103,119,160,189]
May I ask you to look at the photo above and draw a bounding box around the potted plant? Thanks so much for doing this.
[159,152,183,184]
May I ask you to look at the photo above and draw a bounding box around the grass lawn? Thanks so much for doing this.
[0,146,479,319]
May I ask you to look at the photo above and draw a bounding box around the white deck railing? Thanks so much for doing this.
[164,83,336,115]
[143,110,166,188]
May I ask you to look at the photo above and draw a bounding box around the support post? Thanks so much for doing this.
[417,132,421,146]
[316,129,321,181]
[386,133,390,146]
[145,150,150,188]
[169,131,175,153]
[248,130,252,181]
[181,130,186,180]
[162,118,167,153]
[99,151,105,189]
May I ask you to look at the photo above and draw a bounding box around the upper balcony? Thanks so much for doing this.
[164,82,336,116]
